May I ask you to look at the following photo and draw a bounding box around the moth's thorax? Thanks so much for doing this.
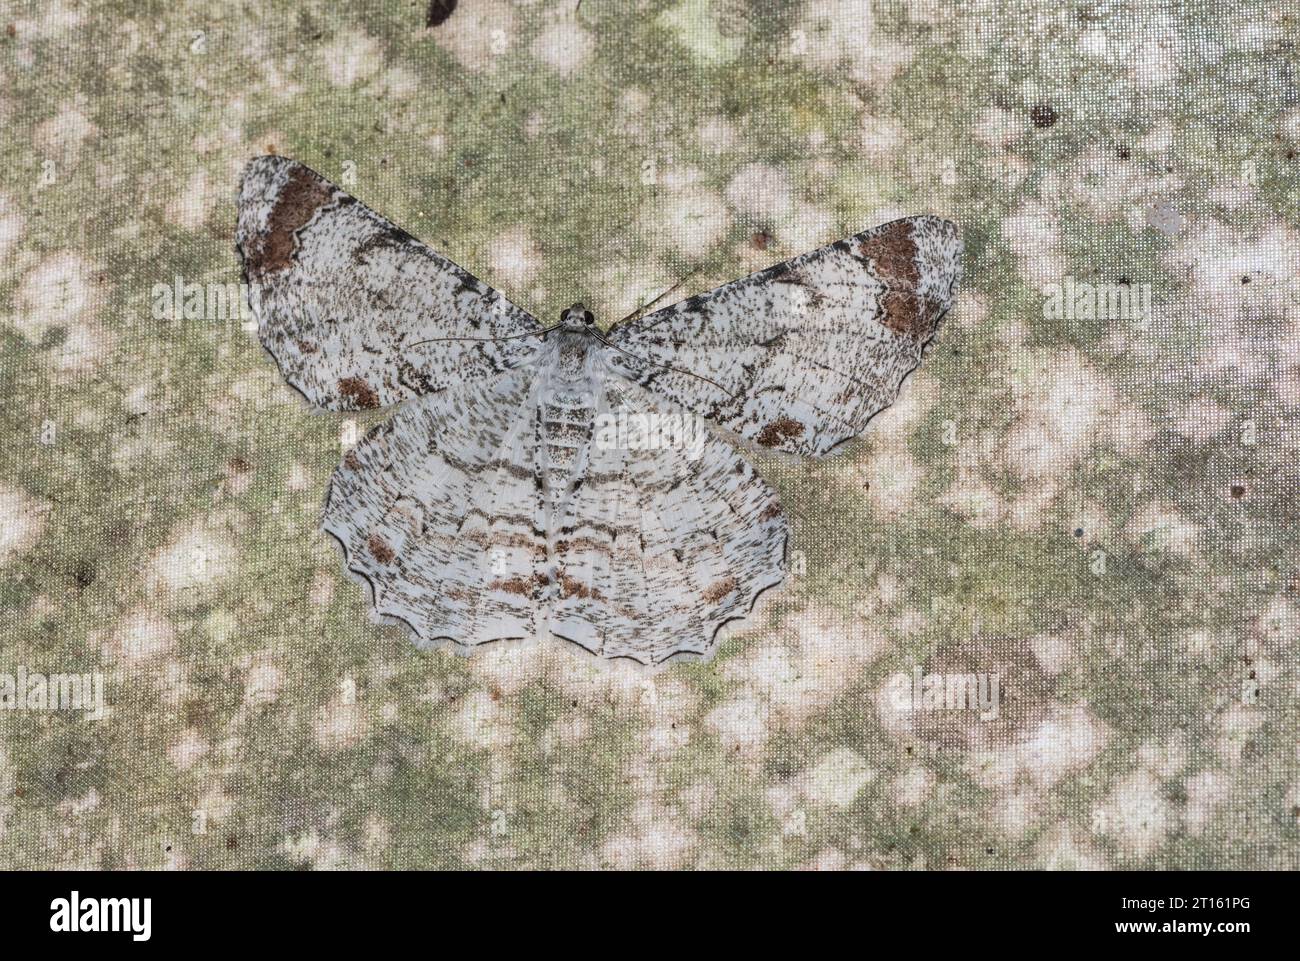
[547,329,600,380]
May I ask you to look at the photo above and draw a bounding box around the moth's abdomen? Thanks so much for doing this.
[538,388,596,520]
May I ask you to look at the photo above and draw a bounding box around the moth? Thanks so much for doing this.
[236,156,960,664]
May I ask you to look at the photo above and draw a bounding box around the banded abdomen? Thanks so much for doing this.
[535,334,600,528]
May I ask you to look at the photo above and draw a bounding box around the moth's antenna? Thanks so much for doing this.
[406,323,562,348]
[614,272,699,328]
[588,328,736,399]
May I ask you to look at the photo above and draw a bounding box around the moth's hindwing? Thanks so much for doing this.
[322,369,549,646]
[547,376,787,664]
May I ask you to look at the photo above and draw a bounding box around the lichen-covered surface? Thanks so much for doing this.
[1,0,1296,869]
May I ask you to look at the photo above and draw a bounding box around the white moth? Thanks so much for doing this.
[236,156,961,664]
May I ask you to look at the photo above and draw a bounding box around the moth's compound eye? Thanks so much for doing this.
[583,311,594,325]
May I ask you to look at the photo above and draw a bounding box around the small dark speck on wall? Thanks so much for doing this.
[1030,104,1058,128]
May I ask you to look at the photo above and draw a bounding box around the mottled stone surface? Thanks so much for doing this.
[0,1,1296,869]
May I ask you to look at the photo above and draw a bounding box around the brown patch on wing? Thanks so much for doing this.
[463,529,548,557]
[367,534,395,564]
[702,576,737,604]
[247,165,333,276]
[755,416,805,448]
[337,376,380,409]
[856,220,939,339]
[560,575,603,601]
[758,501,784,523]
[490,572,550,597]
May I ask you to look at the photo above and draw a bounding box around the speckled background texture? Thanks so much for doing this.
[1,0,1297,869]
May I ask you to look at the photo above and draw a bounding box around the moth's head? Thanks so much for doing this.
[560,302,595,332]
